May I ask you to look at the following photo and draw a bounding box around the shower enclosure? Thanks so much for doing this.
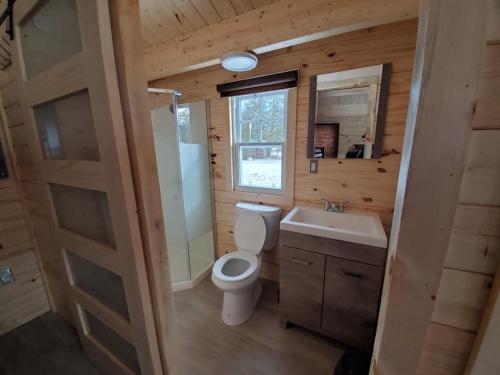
[150,90,215,290]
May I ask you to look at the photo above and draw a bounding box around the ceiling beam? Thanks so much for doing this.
[144,0,421,80]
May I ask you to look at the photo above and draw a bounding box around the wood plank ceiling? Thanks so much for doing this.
[139,0,274,47]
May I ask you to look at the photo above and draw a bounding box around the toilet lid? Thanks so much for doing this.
[234,210,266,255]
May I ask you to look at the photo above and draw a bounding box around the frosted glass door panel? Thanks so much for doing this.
[151,106,189,283]
[49,183,115,246]
[34,90,100,160]
[20,0,82,79]
[67,252,129,319]
[84,311,140,374]
[178,102,215,279]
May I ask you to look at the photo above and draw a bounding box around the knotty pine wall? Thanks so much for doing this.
[150,20,418,282]
[0,63,73,327]
[416,24,500,375]
[0,70,50,334]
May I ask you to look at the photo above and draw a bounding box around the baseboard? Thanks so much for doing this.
[172,264,212,292]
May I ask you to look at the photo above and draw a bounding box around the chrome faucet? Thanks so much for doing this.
[321,199,347,213]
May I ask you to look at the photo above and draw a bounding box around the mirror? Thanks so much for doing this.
[307,64,390,159]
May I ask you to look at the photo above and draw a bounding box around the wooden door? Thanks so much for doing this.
[12,0,162,374]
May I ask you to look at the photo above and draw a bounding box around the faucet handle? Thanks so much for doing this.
[320,198,332,211]
[321,198,348,212]
[337,200,349,212]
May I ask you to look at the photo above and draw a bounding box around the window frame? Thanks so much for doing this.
[230,89,289,195]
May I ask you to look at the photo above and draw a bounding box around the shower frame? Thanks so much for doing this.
[148,87,216,291]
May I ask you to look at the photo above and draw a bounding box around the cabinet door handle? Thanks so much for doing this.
[340,268,365,279]
[289,257,311,266]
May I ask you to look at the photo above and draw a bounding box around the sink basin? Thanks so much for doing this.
[280,206,387,248]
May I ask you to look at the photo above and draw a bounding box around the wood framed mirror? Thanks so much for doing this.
[307,64,391,159]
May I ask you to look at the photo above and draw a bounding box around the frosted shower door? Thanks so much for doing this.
[178,102,215,279]
[151,106,190,283]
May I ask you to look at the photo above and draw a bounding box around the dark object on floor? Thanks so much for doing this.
[0,312,102,375]
[334,350,371,375]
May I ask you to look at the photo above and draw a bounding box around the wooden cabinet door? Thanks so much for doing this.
[279,246,325,330]
[322,256,383,352]
[13,1,161,374]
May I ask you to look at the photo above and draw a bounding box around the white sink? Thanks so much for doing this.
[280,206,387,248]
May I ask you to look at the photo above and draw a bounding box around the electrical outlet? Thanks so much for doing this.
[309,159,318,174]
[0,267,14,286]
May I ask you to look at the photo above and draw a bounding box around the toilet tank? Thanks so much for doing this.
[235,202,282,250]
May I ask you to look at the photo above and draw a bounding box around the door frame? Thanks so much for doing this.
[106,0,490,374]
[107,1,179,372]
[106,1,490,374]
[370,0,487,373]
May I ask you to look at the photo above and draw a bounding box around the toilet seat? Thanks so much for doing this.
[234,210,266,255]
[212,250,259,282]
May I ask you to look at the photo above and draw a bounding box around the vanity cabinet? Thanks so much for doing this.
[322,257,384,351]
[280,247,325,331]
[279,230,386,352]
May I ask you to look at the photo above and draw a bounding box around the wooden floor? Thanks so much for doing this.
[172,277,345,375]
[0,312,101,375]
[0,277,343,375]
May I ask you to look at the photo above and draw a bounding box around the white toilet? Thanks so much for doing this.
[211,202,282,326]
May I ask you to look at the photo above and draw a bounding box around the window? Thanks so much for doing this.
[176,104,191,142]
[231,90,288,192]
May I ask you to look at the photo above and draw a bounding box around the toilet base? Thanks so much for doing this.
[221,282,262,326]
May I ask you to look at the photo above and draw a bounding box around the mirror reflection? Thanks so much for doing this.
[308,64,390,159]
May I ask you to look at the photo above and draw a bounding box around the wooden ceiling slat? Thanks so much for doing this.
[138,0,274,46]
[143,0,214,46]
[169,0,208,29]
[229,0,254,14]
[210,0,238,19]
[190,0,222,24]
[140,0,185,45]
[144,0,420,79]
[140,24,160,47]
[159,0,197,34]
[251,0,274,8]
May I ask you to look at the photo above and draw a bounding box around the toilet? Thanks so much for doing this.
[211,202,282,326]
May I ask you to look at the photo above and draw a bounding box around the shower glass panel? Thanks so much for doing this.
[177,102,215,280]
[151,102,190,283]
[151,95,215,287]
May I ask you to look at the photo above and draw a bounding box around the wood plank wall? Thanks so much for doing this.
[150,20,418,282]
[416,22,500,375]
[0,63,73,326]
[0,70,50,335]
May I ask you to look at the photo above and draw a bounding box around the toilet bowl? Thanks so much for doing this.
[212,203,281,326]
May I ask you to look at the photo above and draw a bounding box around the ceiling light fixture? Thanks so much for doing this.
[221,51,258,72]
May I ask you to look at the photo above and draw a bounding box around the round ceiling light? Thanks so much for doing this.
[221,51,258,72]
